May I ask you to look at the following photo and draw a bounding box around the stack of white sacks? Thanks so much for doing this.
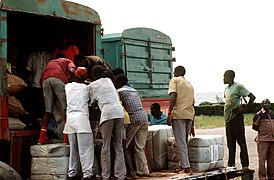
[167,135,224,172]
[146,125,174,170]
[30,143,70,180]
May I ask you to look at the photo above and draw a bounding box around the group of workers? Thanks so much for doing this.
[24,34,273,180]
[169,66,274,180]
[24,35,160,179]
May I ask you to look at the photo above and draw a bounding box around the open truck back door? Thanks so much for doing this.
[0,0,102,178]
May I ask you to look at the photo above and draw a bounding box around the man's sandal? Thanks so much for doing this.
[174,168,192,175]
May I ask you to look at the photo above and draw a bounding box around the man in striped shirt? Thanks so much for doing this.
[116,74,151,177]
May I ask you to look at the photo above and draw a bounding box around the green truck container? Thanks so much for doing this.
[102,27,175,99]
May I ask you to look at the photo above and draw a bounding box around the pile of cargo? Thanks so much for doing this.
[167,137,181,170]
[30,144,70,180]
[7,74,28,130]
[146,125,174,171]
[167,135,224,172]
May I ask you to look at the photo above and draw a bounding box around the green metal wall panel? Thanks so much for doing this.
[102,27,174,98]
[122,28,172,44]
[95,25,102,56]
[102,41,123,69]
[0,11,7,96]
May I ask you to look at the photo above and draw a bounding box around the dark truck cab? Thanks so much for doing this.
[0,0,102,178]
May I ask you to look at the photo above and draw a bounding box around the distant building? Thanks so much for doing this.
[195,92,224,106]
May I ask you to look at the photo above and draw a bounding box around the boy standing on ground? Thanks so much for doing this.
[88,65,125,180]
[64,67,95,180]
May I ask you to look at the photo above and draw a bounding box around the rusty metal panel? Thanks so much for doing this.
[0,10,7,96]
[0,9,8,140]
[0,0,101,24]
[0,97,8,140]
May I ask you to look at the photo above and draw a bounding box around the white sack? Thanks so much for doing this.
[30,143,70,157]
[31,156,68,175]
[30,174,67,180]
[167,145,180,162]
[168,161,180,170]
[146,125,174,170]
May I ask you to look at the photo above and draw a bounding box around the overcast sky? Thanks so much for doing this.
[68,0,274,103]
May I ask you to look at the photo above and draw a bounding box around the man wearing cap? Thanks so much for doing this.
[64,67,95,180]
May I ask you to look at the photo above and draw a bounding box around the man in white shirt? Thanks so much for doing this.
[88,65,125,180]
[64,67,95,180]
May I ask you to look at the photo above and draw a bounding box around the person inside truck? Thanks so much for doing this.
[63,67,96,180]
[52,35,79,62]
[74,54,111,82]
[25,46,52,119]
[38,55,76,144]
[147,103,167,125]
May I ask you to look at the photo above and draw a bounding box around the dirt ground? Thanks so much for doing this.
[137,126,259,180]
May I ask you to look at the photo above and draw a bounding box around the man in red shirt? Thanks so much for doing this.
[52,35,79,62]
[38,57,76,144]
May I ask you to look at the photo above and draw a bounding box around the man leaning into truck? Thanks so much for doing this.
[38,55,76,144]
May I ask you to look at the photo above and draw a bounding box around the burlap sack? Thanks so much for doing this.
[7,74,28,95]
[8,96,28,117]
[8,117,27,130]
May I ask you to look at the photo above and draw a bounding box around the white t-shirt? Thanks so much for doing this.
[63,82,92,134]
[26,51,51,88]
[88,78,124,125]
